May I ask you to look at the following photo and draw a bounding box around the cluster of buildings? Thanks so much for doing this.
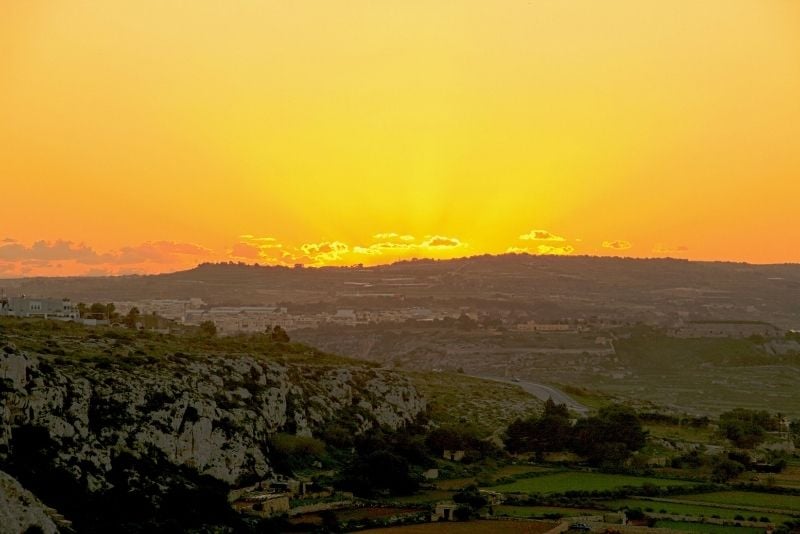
[229,474,342,519]
[1,293,791,341]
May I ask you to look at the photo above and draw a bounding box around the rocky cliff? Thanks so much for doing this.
[0,328,426,532]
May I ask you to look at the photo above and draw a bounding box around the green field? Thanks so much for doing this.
[487,471,696,494]
[494,505,603,518]
[604,499,796,524]
[680,491,800,512]
[652,520,765,533]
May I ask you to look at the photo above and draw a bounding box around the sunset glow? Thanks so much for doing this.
[2,1,799,276]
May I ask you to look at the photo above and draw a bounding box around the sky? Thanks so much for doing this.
[1,1,799,277]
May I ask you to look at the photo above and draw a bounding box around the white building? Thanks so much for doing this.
[0,297,80,320]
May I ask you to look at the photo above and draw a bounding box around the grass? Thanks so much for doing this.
[605,499,796,524]
[680,491,800,512]
[557,384,613,410]
[487,472,697,494]
[410,371,542,436]
[651,520,765,533]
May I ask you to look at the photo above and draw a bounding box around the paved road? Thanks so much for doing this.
[476,375,590,415]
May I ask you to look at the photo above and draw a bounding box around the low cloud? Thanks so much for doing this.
[0,240,96,262]
[300,241,349,263]
[230,235,285,263]
[113,241,214,264]
[536,244,575,255]
[519,230,565,242]
[505,245,575,256]
[602,240,632,250]
[230,242,262,259]
[420,235,464,249]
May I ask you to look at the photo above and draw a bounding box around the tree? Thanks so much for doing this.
[572,404,647,467]
[719,409,776,449]
[504,400,572,455]
[711,456,745,483]
[89,303,108,318]
[199,321,217,337]
[124,307,141,328]
[339,450,418,497]
[269,325,290,342]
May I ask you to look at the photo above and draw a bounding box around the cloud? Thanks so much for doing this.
[519,230,565,241]
[0,240,101,262]
[420,235,464,249]
[602,240,632,250]
[113,241,214,264]
[505,244,575,255]
[536,244,575,255]
[230,242,262,259]
[0,239,217,277]
[230,235,285,262]
[300,241,349,263]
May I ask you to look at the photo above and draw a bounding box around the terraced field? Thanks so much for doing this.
[487,472,697,494]
[652,520,764,533]
[605,498,796,524]
[680,491,800,512]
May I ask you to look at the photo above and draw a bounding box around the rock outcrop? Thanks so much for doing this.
[0,469,59,534]
[0,337,425,498]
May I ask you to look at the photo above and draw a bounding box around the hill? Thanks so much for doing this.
[3,254,800,327]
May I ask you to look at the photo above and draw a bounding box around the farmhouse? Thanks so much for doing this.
[231,493,290,518]
[432,502,459,521]
[443,449,465,462]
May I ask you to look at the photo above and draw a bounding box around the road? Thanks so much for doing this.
[475,375,590,415]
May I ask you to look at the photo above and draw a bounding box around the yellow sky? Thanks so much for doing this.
[1,1,799,276]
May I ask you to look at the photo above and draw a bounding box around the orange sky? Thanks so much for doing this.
[1,1,799,276]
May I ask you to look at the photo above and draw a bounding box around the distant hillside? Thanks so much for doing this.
[3,254,800,327]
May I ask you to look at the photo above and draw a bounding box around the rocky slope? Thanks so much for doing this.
[0,469,59,533]
[0,327,426,531]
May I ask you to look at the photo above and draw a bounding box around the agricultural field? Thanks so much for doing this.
[487,471,697,494]
[680,491,800,512]
[392,490,455,505]
[362,520,558,533]
[493,505,603,519]
[651,520,765,534]
[603,499,797,524]
[334,507,420,522]
[766,462,800,489]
